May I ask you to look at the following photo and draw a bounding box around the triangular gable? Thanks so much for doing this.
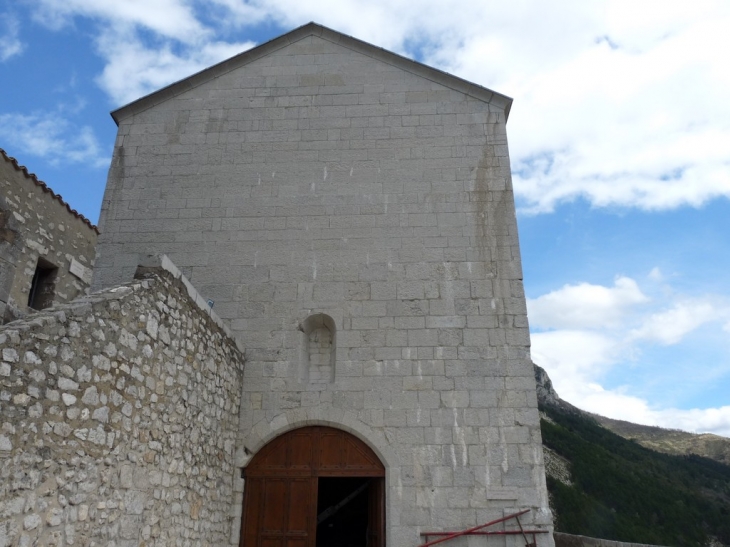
[111,22,512,125]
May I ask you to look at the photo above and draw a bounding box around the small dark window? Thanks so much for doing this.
[28,258,58,310]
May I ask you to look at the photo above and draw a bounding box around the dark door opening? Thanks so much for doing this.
[28,258,58,310]
[316,477,370,547]
[241,426,385,547]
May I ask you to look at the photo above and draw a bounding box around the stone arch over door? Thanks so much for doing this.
[240,426,385,547]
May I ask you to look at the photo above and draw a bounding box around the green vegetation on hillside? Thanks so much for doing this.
[540,404,730,547]
[594,414,730,466]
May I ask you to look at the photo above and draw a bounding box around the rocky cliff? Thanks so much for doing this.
[534,363,730,546]
[533,363,730,465]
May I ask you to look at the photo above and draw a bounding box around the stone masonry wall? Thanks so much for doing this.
[93,25,553,546]
[0,149,98,324]
[0,261,244,546]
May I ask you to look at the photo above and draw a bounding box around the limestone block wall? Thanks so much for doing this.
[0,148,98,324]
[0,263,244,546]
[92,24,553,546]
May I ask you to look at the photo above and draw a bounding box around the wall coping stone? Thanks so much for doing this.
[1,253,244,356]
[135,253,245,354]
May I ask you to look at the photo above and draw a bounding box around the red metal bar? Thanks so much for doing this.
[515,514,534,547]
[418,509,530,547]
[421,531,549,536]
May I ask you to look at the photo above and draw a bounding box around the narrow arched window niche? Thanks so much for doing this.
[299,313,336,384]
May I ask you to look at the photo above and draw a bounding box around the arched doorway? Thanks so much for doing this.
[240,426,385,547]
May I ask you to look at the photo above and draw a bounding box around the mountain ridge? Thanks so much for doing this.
[533,363,730,464]
[534,363,730,546]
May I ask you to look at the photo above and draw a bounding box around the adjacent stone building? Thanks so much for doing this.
[91,22,552,547]
[0,148,98,324]
[0,257,245,546]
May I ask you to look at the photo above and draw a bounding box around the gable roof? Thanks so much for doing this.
[0,148,99,233]
[111,22,512,125]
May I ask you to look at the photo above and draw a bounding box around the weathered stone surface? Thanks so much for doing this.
[57,377,78,391]
[0,267,244,546]
[0,150,97,324]
[2,348,18,362]
[81,386,99,405]
[0,434,11,451]
[88,23,554,547]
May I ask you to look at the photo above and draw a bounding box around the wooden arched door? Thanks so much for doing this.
[240,426,385,547]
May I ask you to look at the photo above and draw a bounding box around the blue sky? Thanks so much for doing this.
[1,0,729,435]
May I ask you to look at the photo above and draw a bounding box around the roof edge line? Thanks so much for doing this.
[111,21,318,125]
[0,148,100,234]
[314,26,512,117]
[111,22,513,125]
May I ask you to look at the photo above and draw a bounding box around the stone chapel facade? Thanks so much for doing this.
[93,22,553,547]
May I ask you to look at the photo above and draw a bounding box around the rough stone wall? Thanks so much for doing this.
[0,150,98,324]
[93,26,553,547]
[0,262,244,546]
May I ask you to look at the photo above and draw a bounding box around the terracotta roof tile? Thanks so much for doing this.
[0,147,99,234]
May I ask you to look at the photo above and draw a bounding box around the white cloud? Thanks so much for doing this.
[528,276,647,330]
[33,0,207,42]
[567,383,730,437]
[658,406,730,437]
[458,3,730,213]
[0,112,108,167]
[25,1,730,211]
[210,0,458,51]
[531,330,626,409]
[31,0,256,106]
[94,28,255,105]
[530,275,730,436]
[648,267,663,282]
[631,299,724,345]
[532,331,620,375]
[205,0,269,25]
[0,16,24,61]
